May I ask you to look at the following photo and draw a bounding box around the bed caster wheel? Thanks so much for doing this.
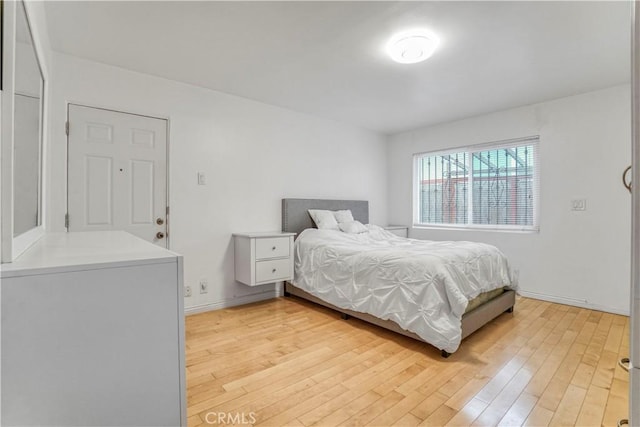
[441,350,451,358]
[506,306,514,313]
[341,313,350,320]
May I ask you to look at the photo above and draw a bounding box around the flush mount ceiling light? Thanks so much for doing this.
[387,30,439,64]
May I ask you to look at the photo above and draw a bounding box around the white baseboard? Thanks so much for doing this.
[184,290,279,316]
[518,290,629,316]
[184,288,629,317]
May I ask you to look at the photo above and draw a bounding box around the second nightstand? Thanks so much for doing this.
[384,225,409,238]
[233,232,296,286]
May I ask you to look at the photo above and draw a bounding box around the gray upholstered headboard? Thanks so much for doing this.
[282,198,369,236]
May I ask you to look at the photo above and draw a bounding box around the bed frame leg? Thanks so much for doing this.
[506,306,514,313]
[341,313,350,320]
[441,350,451,358]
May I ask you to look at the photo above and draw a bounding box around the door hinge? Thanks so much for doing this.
[64,213,69,229]
[65,121,69,136]
[166,206,170,215]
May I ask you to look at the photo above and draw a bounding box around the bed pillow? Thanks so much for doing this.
[338,220,368,234]
[308,209,340,230]
[333,209,354,224]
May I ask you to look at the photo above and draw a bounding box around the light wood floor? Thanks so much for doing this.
[185,296,629,426]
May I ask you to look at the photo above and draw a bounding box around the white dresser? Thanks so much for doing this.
[0,231,186,426]
[233,232,296,286]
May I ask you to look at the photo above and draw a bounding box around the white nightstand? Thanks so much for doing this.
[233,232,296,286]
[384,225,409,238]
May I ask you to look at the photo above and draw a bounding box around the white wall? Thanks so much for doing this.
[15,41,42,97]
[388,85,631,315]
[13,94,40,236]
[48,52,388,311]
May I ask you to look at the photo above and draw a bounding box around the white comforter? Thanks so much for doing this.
[293,225,515,353]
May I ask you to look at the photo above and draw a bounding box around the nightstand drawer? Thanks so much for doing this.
[255,258,291,283]
[255,237,290,260]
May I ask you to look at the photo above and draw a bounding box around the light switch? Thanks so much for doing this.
[197,172,206,185]
[571,199,586,211]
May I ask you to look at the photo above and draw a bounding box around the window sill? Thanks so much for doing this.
[412,224,539,234]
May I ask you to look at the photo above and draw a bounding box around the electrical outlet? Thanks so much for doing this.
[184,286,192,297]
[199,279,208,294]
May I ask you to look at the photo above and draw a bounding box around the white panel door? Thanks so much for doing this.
[67,105,168,246]
[632,368,640,427]
[632,3,640,426]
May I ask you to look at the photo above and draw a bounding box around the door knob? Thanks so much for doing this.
[623,165,632,193]
[156,232,165,239]
[156,218,164,225]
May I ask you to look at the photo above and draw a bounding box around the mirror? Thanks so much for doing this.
[13,1,43,237]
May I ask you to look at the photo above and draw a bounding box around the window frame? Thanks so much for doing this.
[412,136,540,232]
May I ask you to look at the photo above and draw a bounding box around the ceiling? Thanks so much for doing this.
[43,1,631,135]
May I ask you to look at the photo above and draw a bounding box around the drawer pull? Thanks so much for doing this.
[272,246,277,250]
[618,357,630,372]
[618,419,629,427]
[272,268,277,273]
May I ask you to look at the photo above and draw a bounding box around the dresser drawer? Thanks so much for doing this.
[255,258,291,283]
[255,237,290,260]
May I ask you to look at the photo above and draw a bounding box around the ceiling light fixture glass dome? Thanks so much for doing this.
[387,30,439,64]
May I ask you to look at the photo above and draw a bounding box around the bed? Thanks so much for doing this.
[281,198,516,357]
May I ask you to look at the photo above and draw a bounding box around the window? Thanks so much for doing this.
[414,136,539,231]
